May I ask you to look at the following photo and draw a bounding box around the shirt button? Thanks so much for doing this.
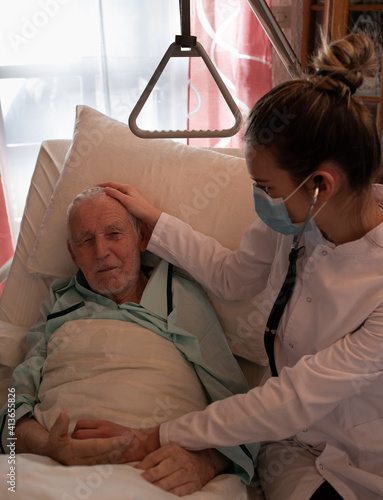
[318,463,324,470]
[321,250,328,256]
[306,297,312,303]
[303,429,308,432]
[289,343,294,348]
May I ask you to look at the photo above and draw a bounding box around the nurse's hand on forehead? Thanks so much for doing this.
[98,182,162,229]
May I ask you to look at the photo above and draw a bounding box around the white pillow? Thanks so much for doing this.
[27,105,267,365]
[27,105,255,277]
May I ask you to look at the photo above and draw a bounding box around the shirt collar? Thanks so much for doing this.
[70,260,169,319]
[139,259,170,319]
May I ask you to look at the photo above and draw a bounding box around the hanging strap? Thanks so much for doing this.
[179,0,191,40]
[264,244,303,377]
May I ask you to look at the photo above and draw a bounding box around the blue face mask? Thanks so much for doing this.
[252,176,316,235]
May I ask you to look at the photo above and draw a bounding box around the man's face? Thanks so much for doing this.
[67,194,146,304]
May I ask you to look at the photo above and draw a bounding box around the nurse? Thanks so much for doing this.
[88,33,383,499]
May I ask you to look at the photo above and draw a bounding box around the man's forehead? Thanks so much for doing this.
[76,193,127,213]
[71,196,133,231]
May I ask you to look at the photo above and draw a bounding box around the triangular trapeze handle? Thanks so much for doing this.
[128,40,243,139]
[129,0,242,139]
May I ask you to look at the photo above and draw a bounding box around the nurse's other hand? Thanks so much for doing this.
[99,182,162,229]
[136,443,232,496]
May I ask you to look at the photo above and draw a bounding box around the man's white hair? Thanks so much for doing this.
[66,186,140,242]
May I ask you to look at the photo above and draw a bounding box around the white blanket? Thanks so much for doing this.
[0,454,247,499]
[34,319,209,433]
[0,319,250,498]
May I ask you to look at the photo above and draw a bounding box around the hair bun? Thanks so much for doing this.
[311,33,378,95]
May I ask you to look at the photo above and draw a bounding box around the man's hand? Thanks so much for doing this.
[72,418,160,462]
[98,182,162,229]
[15,413,135,466]
[72,419,231,496]
[136,443,232,497]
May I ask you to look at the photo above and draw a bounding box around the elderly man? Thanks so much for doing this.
[0,187,257,495]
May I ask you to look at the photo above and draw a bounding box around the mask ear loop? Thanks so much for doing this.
[293,182,320,250]
[284,174,312,203]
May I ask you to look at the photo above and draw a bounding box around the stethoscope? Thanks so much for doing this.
[264,179,320,377]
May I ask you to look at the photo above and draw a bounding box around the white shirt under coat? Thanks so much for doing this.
[147,184,383,500]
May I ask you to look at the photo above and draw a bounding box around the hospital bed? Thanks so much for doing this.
[0,105,269,499]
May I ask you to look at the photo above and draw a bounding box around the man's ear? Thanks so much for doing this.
[67,240,78,266]
[139,222,152,252]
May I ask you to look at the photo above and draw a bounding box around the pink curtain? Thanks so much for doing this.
[188,0,272,148]
[0,174,13,296]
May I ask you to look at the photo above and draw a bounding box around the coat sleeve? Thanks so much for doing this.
[148,213,277,300]
[160,301,383,449]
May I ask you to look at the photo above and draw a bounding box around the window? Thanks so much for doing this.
[0,0,188,242]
